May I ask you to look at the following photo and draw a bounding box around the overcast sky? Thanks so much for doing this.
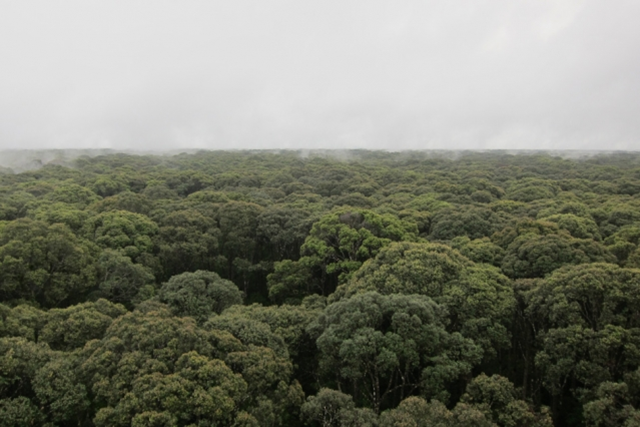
[1,0,639,151]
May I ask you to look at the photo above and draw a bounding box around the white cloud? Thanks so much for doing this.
[0,0,639,151]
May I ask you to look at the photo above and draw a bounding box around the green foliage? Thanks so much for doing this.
[0,396,44,427]
[380,396,493,427]
[525,263,640,423]
[308,207,417,281]
[97,249,155,305]
[335,242,515,359]
[3,150,640,426]
[460,374,552,427]
[155,208,221,279]
[506,179,560,203]
[158,270,243,321]
[39,299,126,350]
[429,206,506,241]
[501,234,615,279]
[84,210,158,260]
[310,292,482,411]
[0,303,44,341]
[301,388,378,427]
[451,236,505,266]
[0,218,98,307]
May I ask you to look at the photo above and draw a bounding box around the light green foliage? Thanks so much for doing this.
[0,190,36,221]
[301,208,418,283]
[79,306,244,426]
[159,270,243,321]
[92,190,153,215]
[77,302,303,425]
[268,208,418,301]
[47,182,101,207]
[337,242,472,298]
[31,201,90,232]
[604,225,640,265]
[90,176,128,198]
[598,203,640,237]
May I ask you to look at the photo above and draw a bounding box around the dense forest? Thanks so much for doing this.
[1,149,640,427]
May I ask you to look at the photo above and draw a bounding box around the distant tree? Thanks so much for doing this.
[501,233,615,279]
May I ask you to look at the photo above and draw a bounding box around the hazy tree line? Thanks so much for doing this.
[1,150,640,426]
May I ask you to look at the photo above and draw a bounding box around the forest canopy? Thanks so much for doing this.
[1,149,640,426]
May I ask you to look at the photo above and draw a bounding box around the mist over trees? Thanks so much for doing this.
[1,149,640,426]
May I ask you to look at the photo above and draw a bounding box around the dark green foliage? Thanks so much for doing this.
[158,270,243,321]
[0,218,98,307]
[309,292,482,411]
[429,206,506,241]
[2,149,640,426]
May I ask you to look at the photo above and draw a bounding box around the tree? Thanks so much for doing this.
[524,263,640,423]
[379,396,493,427]
[158,270,243,322]
[217,201,264,273]
[39,299,126,350]
[97,249,155,305]
[335,242,515,360]
[451,236,505,267]
[33,356,91,425]
[269,208,418,301]
[429,206,506,241]
[83,210,158,262]
[301,388,377,427]
[310,292,482,412]
[582,382,640,427]
[0,218,98,307]
[155,208,221,279]
[0,303,44,341]
[256,206,315,261]
[78,304,251,426]
[459,374,552,427]
[541,214,601,240]
[501,233,615,279]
